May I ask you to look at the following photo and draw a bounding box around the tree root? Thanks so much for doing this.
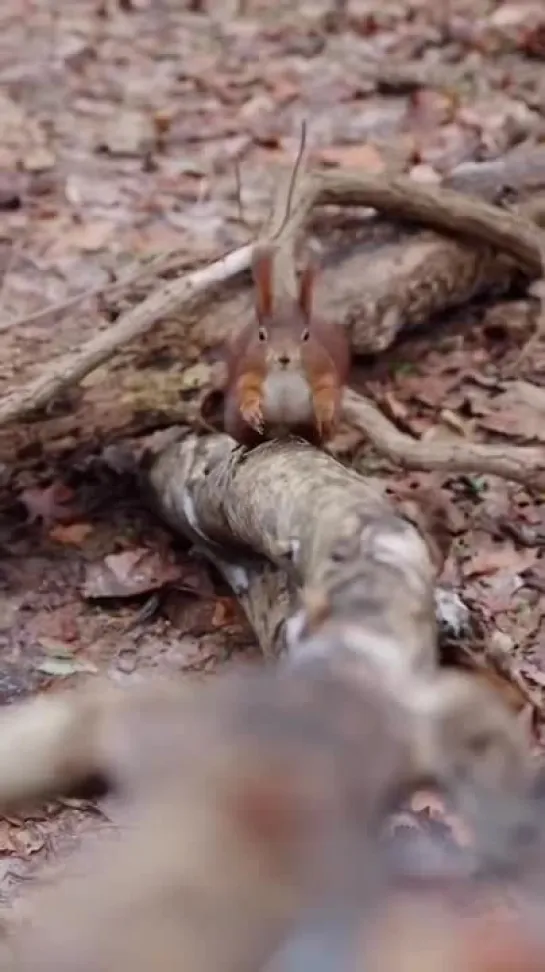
[343,390,545,489]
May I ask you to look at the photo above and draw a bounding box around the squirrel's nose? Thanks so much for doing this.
[278,353,290,366]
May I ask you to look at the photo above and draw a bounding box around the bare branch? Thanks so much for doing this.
[342,389,545,490]
[0,243,253,426]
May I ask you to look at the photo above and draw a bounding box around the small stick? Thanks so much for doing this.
[0,235,25,321]
[270,120,308,243]
[234,159,245,225]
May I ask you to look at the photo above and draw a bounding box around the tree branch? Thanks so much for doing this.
[342,390,545,489]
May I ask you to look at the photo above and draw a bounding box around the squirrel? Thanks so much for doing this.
[223,242,350,448]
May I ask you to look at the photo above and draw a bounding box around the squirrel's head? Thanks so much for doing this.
[251,244,316,371]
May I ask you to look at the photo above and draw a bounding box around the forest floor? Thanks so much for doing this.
[1,0,545,907]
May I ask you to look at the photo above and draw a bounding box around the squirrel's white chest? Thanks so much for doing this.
[262,372,314,428]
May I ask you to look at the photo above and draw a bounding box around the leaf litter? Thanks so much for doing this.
[0,0,545,923]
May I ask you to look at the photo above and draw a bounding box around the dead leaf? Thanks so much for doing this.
[520,23,545,56]
[0,821,16,854]
[316,143,385,172]
[0,171,23,211]
[476,381,545,442]
[35,657,98,677]
[153,106,177,137]
[20,482,77,526]
[10,826,46,858]
[404,89,457,133]
[381,390,410,423]
[415,123,480,172]
[37,637,77,658]
[179,362,213,391]
[22,147,56,173]
[48,522,93,545]
[520,660,545,689]
[97,111,154,157]
[409,163,441,184]
[211,597,240,628]
[491,3,543,28]
[438,409,468,436]
[83,547,182,600]
[51,220,115,254]
[464,544,538,579]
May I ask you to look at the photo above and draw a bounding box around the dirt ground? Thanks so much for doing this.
[1,0,545,906]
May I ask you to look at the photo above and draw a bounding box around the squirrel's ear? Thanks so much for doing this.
[252,245,274,323]
[298,257,316,322]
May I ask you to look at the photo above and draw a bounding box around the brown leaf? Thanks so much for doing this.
[0,171,23,210]
[179,362,213,391]
[83,548,182,600]
[404,89,457,133]
[10,826,46,858]
[0,821,16,854]
[20,482,77,526]
[415,123,480,173]
[520,23,545,57]
[490,3,543,29]
[22,147,56,173]
[409,163,442,184]
[381,390,410,423]
[48,522,93,546]
[53,220,115,254]
[97,111,154,157]
[477,381,545,443]
[316,142,385,172]
[520,660,545,689]
[464,544,538,580]
[211,597,240,628]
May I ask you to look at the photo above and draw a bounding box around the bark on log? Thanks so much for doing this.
[148,432,439,686]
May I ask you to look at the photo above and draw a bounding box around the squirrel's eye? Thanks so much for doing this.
[301,328,310,342]
[258,326,267,342]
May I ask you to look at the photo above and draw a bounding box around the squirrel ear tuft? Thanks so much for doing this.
[298,251,318,321]
[252,245,274,322]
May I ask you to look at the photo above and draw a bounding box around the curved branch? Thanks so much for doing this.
[342,390,545,489]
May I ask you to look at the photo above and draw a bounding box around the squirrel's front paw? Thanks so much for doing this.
[314,395,336,441]
[240,397,265,435]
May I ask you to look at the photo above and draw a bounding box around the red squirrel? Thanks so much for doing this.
[223,243,350,448]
